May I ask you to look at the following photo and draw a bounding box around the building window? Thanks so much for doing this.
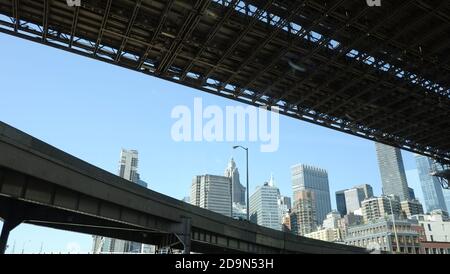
[430,235,434,242]
[427,224,432,231]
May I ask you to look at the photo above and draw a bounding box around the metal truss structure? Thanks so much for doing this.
[431,160,450,189]
[0,0,449,163]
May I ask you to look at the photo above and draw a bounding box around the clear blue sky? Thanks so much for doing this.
[0,33,424,253]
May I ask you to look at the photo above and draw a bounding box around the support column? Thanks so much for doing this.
[180,217,191,254]
[0,218,22,254]
[170,216,192,254]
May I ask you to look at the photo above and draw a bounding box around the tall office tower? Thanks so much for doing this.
[93,149,145,254]
[408,187,416,200]
[278,194,291,224]
[344,188,365,214]
[343,184,374,214]
[445,190,450,213]
[355,184,374,199]
[280,196,292,211]
[415,155,448,213]
[191,175,232,217]
[336,185,373,217]
[335,190,347,216]
[119,149,140,183]
[291,164,331,224]
[249,178,282,231]
[361,195,402,223]
[224,158,246,205]
[290,190,317,236]
[375,142,410,201]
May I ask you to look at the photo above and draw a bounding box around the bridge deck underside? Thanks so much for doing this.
[0,0,449,163]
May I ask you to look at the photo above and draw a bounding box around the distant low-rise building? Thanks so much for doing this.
[338,212,364,240]
[344,217,421,254]
[410,211,450,242]
[232,202,247,220]
[281,213,291,232]
[419,241,450,254]
[305,228,342,243]
[322,211,341,229]
[410,216,450,254]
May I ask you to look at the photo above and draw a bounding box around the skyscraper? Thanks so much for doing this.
[279,196,292,211]
[375,142,410,201]
[291,164,331,224]
[354,184,374,199]
[344,188,365,214]
[408,187,416,200]
[343,184,374,214]
[119,149,140,183]
[191,175,232,217]
[414,155,448,213]
[249,178,281,231]
[94,149,144,253]
[278,195,291,223]
[224,158,246,205]
[445,190,450,213]
[335,190,347,216]
[290,190,316,236]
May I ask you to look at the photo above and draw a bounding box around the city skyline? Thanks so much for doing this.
[0,33,444,254]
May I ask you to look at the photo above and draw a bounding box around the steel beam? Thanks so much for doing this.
[93,0,112,56]
[115,0,142,63]
[69,6,80,48]
[137,0,174,69]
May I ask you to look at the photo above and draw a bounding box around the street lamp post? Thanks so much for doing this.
[388,197,400,253]
[233,146,249,221]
